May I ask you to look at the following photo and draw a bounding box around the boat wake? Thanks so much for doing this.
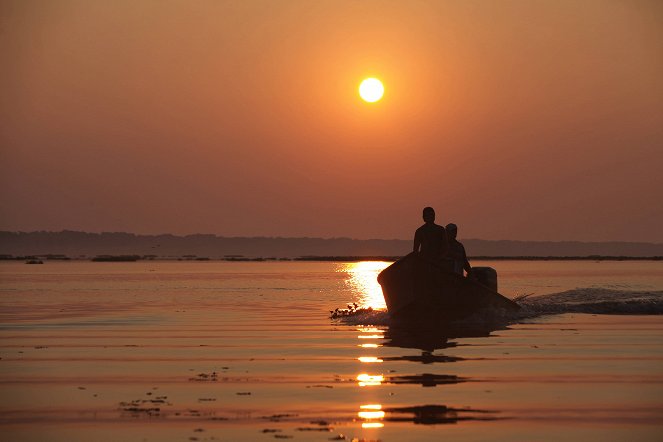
[332,288,663,326]
[517,287,663,315]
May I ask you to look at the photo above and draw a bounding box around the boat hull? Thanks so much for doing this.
[377,253,520,320]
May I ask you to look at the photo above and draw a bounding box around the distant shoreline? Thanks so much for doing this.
[2,231,662,259]
[2,254,662,262]
[294,255,663,262]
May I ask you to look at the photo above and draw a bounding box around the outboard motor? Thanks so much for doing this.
[471,267,498,292]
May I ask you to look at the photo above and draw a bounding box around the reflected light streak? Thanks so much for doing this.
[359,404,385,429]
[357,373,384,387]
[359,343,380,348]
[358,327,382,333]
[358,356,383,363]
[343,262,390,309]
[358,411,386,419]
[357,334,383,339]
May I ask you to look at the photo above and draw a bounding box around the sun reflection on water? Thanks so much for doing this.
[348,272,389,431]
[359,404,385,428]
[358,327,382,333]
[357,334,383,339]
[358,356,383,363]
[356,373,384,387]
[358,410,385,419]
[357,327,384,341]
[342,261,390,309]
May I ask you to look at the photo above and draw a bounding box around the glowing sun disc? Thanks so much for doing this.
[359,78,384,103]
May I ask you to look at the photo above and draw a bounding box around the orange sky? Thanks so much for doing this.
[1,0,662,242]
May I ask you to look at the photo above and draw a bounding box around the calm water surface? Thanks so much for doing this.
[1,260,662,441]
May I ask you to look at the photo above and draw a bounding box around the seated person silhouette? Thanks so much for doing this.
[446,223,472,277]
[413,207,448,264]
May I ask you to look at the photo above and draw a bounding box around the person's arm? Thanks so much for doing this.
[413,229,421,253]
[463,259,472,276]
[461,244,473,277]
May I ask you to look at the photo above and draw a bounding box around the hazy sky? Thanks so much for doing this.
[1,0,662,242]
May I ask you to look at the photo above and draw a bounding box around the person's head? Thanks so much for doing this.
[422,207,435,224]
[446,223,458,239]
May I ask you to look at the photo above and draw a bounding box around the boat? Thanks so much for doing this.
[377,252,520,320]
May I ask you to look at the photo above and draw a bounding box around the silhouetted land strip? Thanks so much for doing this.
[92,255,141,262]
[295,255,663,261]
[472,255,663,261]
[2,231,662,258]
[1,254,661,262]
[295,255,398,262]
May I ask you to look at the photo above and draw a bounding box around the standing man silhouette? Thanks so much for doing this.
[413,207,448,264]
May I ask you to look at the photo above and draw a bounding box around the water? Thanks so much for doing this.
[1,260,662,441]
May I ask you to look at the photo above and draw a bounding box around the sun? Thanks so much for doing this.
[359,78,384,103]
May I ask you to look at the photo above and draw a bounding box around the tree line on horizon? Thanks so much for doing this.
[1,230,662,259]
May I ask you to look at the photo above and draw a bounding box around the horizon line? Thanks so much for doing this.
[1,230,662,245]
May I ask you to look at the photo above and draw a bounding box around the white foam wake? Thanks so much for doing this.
[517,288,663,315]
[331,288,663,326]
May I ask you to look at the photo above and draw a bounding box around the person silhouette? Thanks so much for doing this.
[446,223,472,277]
[413,207,448,263]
